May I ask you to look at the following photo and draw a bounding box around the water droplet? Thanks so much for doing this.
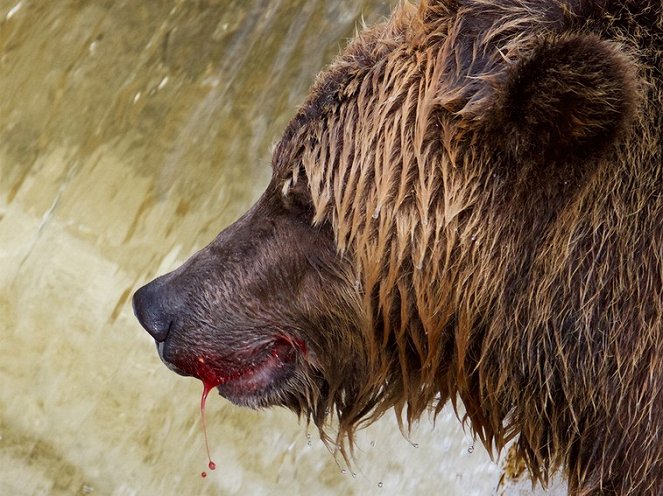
[372,205,381,219]
[370,441,375,447]
[307,440,312,446]
[378,481,383,488]
[468,445,474,454]
[341,469,347,474]
[351,472,357,478]
[412,443,419,448]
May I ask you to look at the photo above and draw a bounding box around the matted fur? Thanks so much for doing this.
[273,1,661,494]
[134,1,661,494]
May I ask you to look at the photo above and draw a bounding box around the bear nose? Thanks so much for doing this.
[132,278,175,342]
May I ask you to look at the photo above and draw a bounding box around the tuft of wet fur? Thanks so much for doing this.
[272,1,662,494]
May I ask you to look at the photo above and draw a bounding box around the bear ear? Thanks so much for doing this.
[491,33,636,161]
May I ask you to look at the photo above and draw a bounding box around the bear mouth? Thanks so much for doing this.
[216,338,303,404]
[157,336,306,406]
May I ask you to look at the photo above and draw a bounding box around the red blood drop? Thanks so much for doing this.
[208,461,216,471]
[201,472,207,478]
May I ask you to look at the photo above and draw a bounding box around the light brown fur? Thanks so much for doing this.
[274,1,661,493]
[136,1,661,494]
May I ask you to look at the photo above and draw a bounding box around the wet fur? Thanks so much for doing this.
[274,1,661,494]
[138,1,661,494]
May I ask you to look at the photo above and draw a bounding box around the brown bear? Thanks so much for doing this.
[133,1,662,494]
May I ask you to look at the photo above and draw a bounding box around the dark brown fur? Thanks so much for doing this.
[134,1,662,494]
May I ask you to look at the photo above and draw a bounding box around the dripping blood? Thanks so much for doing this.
[199,379,218,478]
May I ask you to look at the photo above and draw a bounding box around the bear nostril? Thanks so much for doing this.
[132,281,174,343]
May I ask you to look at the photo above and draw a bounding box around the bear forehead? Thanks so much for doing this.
[271,0,647,179]
[269,0,593,172]
[271,4,419,177]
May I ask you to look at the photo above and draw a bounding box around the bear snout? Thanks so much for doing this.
[133,277,178,343]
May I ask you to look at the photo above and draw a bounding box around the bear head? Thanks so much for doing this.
[134,0,643,463]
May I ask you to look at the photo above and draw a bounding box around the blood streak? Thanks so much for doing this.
[196,354,221,479]
[194,339,305,478]
[199,380,218,478]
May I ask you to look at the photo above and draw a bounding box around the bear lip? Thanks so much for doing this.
[215,338,301,397]
[156,340,188,375]
[157,336,306,401]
